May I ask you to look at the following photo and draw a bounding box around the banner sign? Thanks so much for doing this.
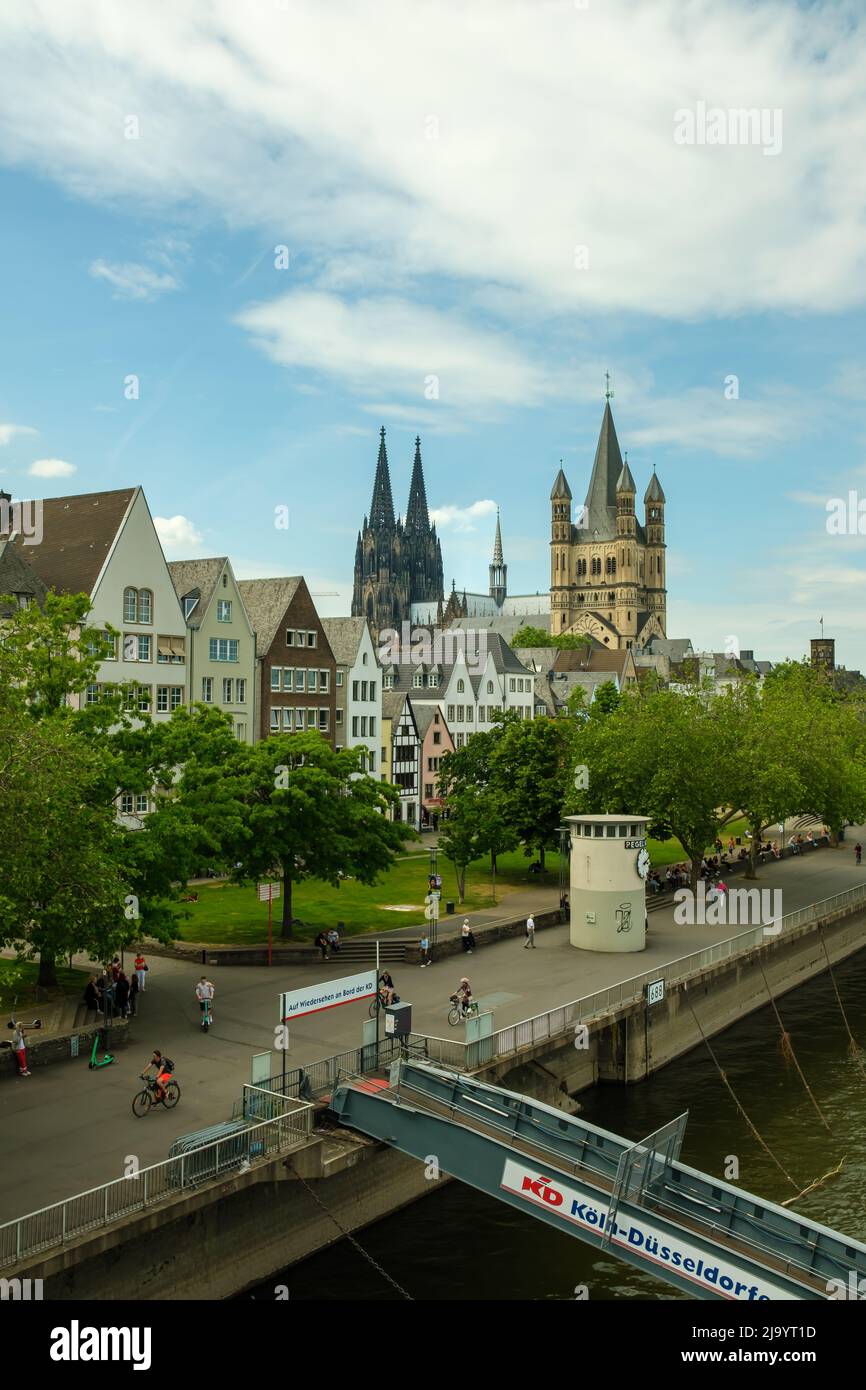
[280,969,377,1022]
[500,1159,798,1301]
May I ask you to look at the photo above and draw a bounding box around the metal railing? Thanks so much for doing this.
[0,1093,314,1270]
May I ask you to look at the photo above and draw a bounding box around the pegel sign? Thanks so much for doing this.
[280,970,377,1022]
[500,1160,798,1301]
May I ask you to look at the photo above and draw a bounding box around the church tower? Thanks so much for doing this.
[489,510,507,607]
[548,381,667,649]
[352,428,443,633]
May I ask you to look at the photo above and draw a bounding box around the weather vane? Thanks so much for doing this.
[605,370,614,402]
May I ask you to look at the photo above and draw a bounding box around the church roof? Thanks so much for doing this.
[492,511,504,565]
[405,437,430,534]
[550,467,572,500]
[368,427,395,530]
[581,400,624,540]
[644,470,666,504]
[616,457,636,494]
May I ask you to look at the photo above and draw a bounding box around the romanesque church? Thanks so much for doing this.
[351,428,443,631]
[550,396,667,650]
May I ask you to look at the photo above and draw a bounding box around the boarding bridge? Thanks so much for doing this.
[330,1060,866,1301]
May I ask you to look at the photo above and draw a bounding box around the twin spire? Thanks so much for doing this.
[368,427,432,534]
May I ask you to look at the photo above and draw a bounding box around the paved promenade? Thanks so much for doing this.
[1,836,864,1225]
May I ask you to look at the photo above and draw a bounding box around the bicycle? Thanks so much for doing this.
[132,1071,181,1117]
[368,991,395,1017]
[448,995,479,1026]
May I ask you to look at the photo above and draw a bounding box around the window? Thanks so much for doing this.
[455,733,464,748]
[509,678,516,692]
[286,630,294,646]
[369,717,376,735]
[138,590,152,624]
[478,706,485,722]
[282,708,294,730]
[466,708,473,722]
[457,679,465,693]
[202,677,213,703]
[294,669,304,692]
[123,588,137,623]
[319,709,329,731]
[360,716,368,737]
[307,669,317,693]
[135,794,148,815]
[217,599,232,622]
[369,681,376,699]
[237,679,246,703]
[271,669,280,691]
[208,638,238,662]
[353,680,359,701]
[283,669,292,691]
[137,686,151,713]
[457,705,465,721]
[336,671,343,687]
[170,687,183,710]
[433,730,441,744]
[156,687,169,713]
[235,723,246,742]
[384,674,394,690]
[137,635,151,662]
[487,680,493,694]
[429,673,438,688]
[361,680,368,701]
[425,783,434,798]
[336,709,343,725]
[362,651,368,665]
[223,679,233,703]
[295,708,305,730]
[307,632,317,648]
[381,746,386,762]
[413,671,423,687]
[352,716,359,737]
[270,708,280,731]
[307,707,317,730]
[183,595,198,619]
[368,751,375,771]
[120,794,134,815]
[447,705,455,722]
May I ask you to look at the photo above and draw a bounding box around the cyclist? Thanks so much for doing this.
[454,977,473,1016]
[195,976,215,1022]
[378,971,395,1006]
[855,843,862,866]
[145,1049,174,1104]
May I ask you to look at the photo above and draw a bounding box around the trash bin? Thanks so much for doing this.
[446,900,455,914]
[735,836,741,845]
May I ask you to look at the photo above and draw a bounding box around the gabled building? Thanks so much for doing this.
[321,616,382,773]
[8,486,188,730]
[0,539,47,618]
[237,576,336,744]
[168,558,256,743]
[382,690,421,829]
[415,703,454,827]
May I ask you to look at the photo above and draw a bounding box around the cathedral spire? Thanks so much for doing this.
[582,398,624,539]
[492,508,504,565]
[405,435,430,533]
[369,426,395,530]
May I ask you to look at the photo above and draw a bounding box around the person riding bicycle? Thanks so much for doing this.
[195,976,215,1020]
[378,971,395,1006]
[855,842,862,866]
[146,1049,174,1103]
[453,977,473,1015]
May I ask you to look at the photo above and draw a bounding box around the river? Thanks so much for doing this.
[248,949,866,1300]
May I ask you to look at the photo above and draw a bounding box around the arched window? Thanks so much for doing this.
[457,679,464,693]
[138,589,153,624]
[124,587,137,623]
[487,680,494,693]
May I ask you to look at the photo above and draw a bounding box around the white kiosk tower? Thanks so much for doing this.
[566,814,649,953]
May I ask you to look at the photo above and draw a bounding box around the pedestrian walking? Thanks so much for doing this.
[461,919,473,954]
[114,972,130,1018]
[9,1020,31,1076]
[524,914,536,949]
[420,933,431,967]
[134,954,148,992]
[855,842,862,866]
[128,969,139,1017]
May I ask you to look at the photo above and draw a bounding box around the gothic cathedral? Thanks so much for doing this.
[352,427,444,632]
[550,396,667,650]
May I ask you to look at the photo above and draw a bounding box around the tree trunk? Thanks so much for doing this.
[457,866,466,903]
[490,850,497,873]
[539,845,546,871]
[280,872,295,940]
[745,823,760,880]
[689,857,700,893]
[37,952,58,989]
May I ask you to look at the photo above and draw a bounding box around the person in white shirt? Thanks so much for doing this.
[524,915,536,949]
[195,977,215,1022]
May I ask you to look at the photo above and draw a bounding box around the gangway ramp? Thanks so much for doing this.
[330,1060,866,1301]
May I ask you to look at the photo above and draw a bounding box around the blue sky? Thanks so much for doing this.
[1,0,866,666]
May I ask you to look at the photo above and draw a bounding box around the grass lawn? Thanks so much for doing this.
[0,958,91,1014]
[171,819,753,945]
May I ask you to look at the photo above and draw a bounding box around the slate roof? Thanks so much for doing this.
[321,616,368,668]
[644,471,666,504]
[382,689,411,724]
[643,637,694,661]
[167,558,229,627]
[9,488,136,596]
[550,467,572,500]
[0,541,47,617]
[236,577,302,652]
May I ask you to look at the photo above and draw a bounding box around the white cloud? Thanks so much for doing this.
[154,514,204,553]
[89,259,180,301]
[0,422,37,446]
[29,458,76,477]
[430,499,497,531]
[1,0,862,323]
[236,292,557,422]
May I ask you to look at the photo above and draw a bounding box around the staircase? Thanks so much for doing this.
[332,938,408,964]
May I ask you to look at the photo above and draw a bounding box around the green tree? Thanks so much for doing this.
[0,591,116,718]
[490,712,573,870]
[438,727,518,899]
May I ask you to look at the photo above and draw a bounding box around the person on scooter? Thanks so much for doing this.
[195,976,215,1023]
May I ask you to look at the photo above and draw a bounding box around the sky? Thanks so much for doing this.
[1,0,866,666]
